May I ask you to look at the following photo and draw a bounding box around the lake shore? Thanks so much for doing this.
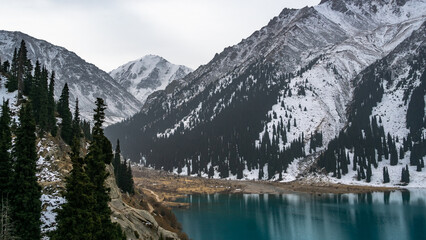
[132,167,400,207]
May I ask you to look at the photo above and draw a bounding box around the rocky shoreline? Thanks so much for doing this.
[132,167,399,208]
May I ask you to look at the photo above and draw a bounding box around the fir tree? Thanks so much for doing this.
[0,100,12,199]
[85,98,125,240]
[72,98,81,139]
[125,162,135,194]
[366,163,372,183]
[6,48,18,92]
[11,104,41,240]
[59,83,73,144]
[37,67,49,133]
[80,120,92,141]
[47,71,57,136]
[52,137,96,240]
[16,40,32,102]
[30,60,41,115]
[383,166,390,183]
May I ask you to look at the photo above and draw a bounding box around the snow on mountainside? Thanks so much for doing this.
[109,55,192,104]
[106,0,426,186]
[155,0,425,145]
[0,31,141,125]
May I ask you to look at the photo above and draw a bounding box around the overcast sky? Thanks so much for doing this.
[1,0,320,71]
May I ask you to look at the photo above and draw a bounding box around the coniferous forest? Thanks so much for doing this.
[107,59,323,180]
[0,41,131,239]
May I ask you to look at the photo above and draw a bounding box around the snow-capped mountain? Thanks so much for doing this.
[106,0,426,185]
[109,55,192,103]
[0,31,141,125]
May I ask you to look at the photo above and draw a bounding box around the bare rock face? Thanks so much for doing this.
[106,165,179,240]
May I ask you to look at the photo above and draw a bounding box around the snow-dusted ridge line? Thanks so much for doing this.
[0,30,141,125]
[109,55,192,104]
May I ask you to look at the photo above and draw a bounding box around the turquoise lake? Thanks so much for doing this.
[172,190,426,240]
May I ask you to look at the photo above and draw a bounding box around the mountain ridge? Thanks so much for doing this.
[105,0,424,185]
[0,30,141,125]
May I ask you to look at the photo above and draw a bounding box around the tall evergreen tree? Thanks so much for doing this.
[59,83,73,144]
[72,98,81,139]
[11,103,41,240]
[51,137,96,240]
[383,166,390,183]
[16,40,32,102]
[125,161,135,194]
[47,71,57,136]
[6,48,18,92]
[0,100,12,199]
[37,67,49,133]
[85,98,125,240]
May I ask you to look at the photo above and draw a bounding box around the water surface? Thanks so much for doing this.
[173,190,426,240]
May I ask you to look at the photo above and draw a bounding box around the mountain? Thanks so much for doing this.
[109,55,192,104]
[0,30,141,125]
[105,0,426,185]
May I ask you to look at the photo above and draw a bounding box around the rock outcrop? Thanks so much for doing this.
[106,165,179,240]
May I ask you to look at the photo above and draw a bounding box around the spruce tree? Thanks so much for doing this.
[0,100,12,198]
[30,60,41,117]
[85,98,125,240]
[16,40,32,102]
[47,71,57,136]
[11,103,41,240]
[383,167,390,183]
[59,83,73,144]
[72,98,81,139]
[125,162,135,194]
[52,137,96,240]
[6,48,18,92]
[37,67,49,133]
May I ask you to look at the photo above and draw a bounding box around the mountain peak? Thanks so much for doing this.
[109,55,192,103]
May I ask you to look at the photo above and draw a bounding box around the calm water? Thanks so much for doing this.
[173,190,426,240]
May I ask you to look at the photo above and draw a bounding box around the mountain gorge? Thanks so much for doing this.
[0,31,141,125]
[109,55,192,104]
[106,0,426,185]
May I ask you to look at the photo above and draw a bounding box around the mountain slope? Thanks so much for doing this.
[106,0,426,184]
[0,31,141,125]
[109,55,192,103]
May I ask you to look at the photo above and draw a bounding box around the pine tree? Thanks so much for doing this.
[72,98,81,139]
[59,83,73,144]
[0,100,12,199]
[6,48,18,92]
[125,162,135,194]
[366,163,372,183]
[52,137,96,240]
[383,166,390,183]
[37,67,49,133]
[80,120,92,141]
[47,71,57,136]
[11,103,41,240]
[16,40,32,102]
[30,60,41,117]
[85,98,125,240]
[401,165,410,183]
